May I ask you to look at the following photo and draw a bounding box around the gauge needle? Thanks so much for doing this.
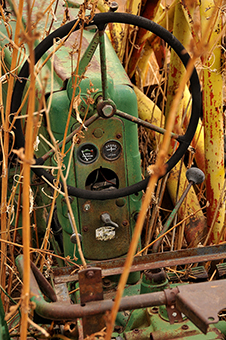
[81,150,89,161]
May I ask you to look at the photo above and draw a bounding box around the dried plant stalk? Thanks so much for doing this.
[20,1,36,338]
[0,0,25,302]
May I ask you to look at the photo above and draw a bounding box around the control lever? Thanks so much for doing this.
[101,213,119,228]
[152,167,205,252]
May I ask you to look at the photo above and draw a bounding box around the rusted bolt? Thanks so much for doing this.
[122,220,128,226]
[86,270,94,278]
[181,325,189,330]
[116,133,122,139]
[83,226,88,232]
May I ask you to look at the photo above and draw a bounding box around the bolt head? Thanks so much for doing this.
[102,104,114,117]
[86,270,94,278]
[84,204,90,211]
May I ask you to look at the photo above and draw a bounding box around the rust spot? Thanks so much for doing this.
[172,66,178,78]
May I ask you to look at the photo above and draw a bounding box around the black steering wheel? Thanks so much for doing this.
[11,12,201,200]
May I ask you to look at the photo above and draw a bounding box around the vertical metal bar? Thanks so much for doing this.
[78,267,105,337]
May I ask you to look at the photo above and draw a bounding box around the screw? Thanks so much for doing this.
[83,226,88,232]
[86,270,94,278]
[172,312,177,317]
[84,203,90,211]
[116,133,122,139]
[122,220,128,226]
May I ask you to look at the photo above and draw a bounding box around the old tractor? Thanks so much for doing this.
[1,0,226,339]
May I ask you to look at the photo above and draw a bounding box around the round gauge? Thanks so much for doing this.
[102,140,122,161]
[77,143,98,164]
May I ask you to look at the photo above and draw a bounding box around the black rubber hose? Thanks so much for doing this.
[11,12,201,200]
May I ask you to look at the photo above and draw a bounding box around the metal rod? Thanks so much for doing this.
[53,243,226,283]
[16,255,166,320]
[152,182,193,252]
[116,109,180,141]
[99,30,108,101]
[153,168,205,252]
[30,261,57,302]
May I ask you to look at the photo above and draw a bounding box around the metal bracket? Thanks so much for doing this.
[164,287,183,324]
[176,280,226,334]
[78,267,105,337]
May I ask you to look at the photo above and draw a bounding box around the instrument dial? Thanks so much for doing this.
[77,143,98,164]
[102,140,122,161]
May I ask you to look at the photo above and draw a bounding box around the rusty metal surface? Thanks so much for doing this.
[54,282,71,303]
[176,280,226,334]
[78,267,105,336]
[79,267,104,304]
[17,255,226,336]
[16,254,167,320]
[124,323,225,340]
[53,244,226,284]
[148,327,224,340]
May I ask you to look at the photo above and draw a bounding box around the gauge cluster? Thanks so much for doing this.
[72,116,141,260]
[77,140,122,164]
